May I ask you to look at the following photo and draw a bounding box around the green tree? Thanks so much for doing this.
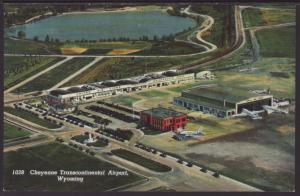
[17,31,26,39]
[33,36,39,41]
[45,34,50,42]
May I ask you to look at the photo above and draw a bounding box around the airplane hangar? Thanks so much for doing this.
[173,85,273,118]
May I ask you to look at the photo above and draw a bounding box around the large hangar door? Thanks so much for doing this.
[237,98,272,113]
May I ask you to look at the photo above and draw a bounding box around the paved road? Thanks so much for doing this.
[180,5,217,52]
[244,22,295,30]
[4,57,73,94]
[178,5,246,72]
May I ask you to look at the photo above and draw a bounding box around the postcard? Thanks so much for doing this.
[2,2,296,192]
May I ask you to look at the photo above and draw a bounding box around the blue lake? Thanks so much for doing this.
[6,10,197,41]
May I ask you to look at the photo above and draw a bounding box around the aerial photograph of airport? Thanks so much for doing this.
[3,2,296,192]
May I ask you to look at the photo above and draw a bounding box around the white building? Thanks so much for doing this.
[46,70,195,105]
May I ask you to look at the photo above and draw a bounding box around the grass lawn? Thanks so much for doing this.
[242,8,295,28]
[133,41,204,55]
[143,129,165,135]
[15,57,95,93]
[71,135,89,143]
[166,81,214,93]
[4,107,61,129]
[256,26,295,58]
[107,95,141,107]
[4,142,144,191]
[87,139,108,147]
[61,41,151,50]
[137,90,169,98]
[4,38,61,54]
[4,56,63,89]
[4,121,32,140]
[111,149,171,172]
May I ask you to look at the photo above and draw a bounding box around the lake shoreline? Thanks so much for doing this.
[6,6,196,42]
[8,6,168,28]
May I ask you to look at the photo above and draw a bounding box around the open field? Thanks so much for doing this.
[106,95,141,107]
[4,38,60,54]
[61,41,151,50]
[61,41,152,55]
[4,56,62,89]
[4,142,144,191]
[4,107,62,129]
[137,90,170,98]
[111,149,171,172]
[87,139,108,147]
[185,113,295,191]
[71,134,89,143]
[252,4,296,9]
[167,80,215,93]
[242,8,295,28]
[4,121,32,140]
[256,26,295,58]
[63,57,182,86]
[15,57,95,93]
[61,47,88,55]
[214,59,295,98]
[133,41,204,55]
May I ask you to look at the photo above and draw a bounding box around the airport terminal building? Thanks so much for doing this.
[140,107,188,131]
[174,85,273,118]
[46,71,195,105]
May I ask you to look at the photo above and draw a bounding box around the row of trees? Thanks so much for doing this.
[16,30,177,44]
[5,4,88,27]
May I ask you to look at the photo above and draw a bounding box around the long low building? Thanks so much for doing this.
[46,70,195,105]
[174,85,273,118]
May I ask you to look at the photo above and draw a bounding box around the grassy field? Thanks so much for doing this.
[71,134,89,143]
[63,57,182,87]
[4,56,63,89]
[4,121,32,140]
[106,95,141,107]
[61,41,152,55]
[133,41,204,55]
[4,38,61,54]
[4,107,61,129]
[185,113,295,191]
[167,80,215,93]
[87,140,108,147]
[256,26,295,58]
[4,142,144,191]
[15,57,95,93]
[137,90,169,98]
[61,41,151,50]
[242,8,295,28]
[111,149,171,172]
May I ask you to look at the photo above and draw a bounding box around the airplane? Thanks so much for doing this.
[173,128,205,141]
[273,100,290,107]
[262,105,289,115]
[232,108,265,120]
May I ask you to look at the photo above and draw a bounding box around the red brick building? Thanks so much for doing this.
[140,107,188,132]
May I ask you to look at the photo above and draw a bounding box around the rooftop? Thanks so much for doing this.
[142,107,186,118]
[183,85,272,103]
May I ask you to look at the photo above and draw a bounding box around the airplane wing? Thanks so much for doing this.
[251,110,265,114]
[232,113,248,117]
